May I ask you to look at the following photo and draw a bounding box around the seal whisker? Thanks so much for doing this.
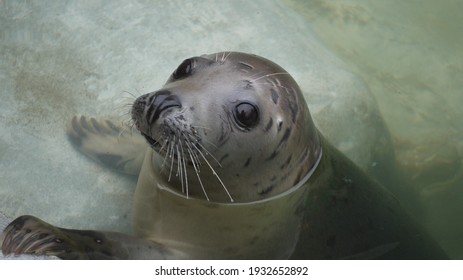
[159,138,171,171]
[254,82,291,93]
[119,109,133,123]
[176,144,185,194]
[192,146,202,168]
[187,144,209,201]
[164,140,174,170]
[247,70,266,80]
[120,112,135,125]
[193,141,222,167]
[125,120,136,135]
[251,72,290,82]
[191,144,234,202]
[168,136,175,182]
[194,135,219,151]
[158,137,169,154]
[117,126,128,139]
[184,134,210,201]
[119,103,135,112]
[184,127,221,163]
[216,52,232,64]
[185,135,202,168]
[223,52,232,62]
[181,132,202,167]
[122,90,137,99]
[114,94,136,120]
[117,94,136,105]
[178,137,189,198]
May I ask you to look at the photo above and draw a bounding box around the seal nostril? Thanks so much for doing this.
[158,95,182,112]
[148,90,182,124]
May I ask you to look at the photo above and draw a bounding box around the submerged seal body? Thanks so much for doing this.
[0,52,447,259]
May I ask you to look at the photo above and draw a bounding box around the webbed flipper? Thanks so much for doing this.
[1,215,177,260]
[67,116,148,175]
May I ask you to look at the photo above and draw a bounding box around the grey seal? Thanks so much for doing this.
[0,52,447,259]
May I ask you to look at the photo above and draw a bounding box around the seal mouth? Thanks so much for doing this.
[140,129,203,167]
[141,132,161,149]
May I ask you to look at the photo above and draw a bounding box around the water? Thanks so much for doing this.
[286,0,463,258]
[0,0,461,259]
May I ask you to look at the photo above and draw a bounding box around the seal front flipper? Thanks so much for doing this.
[1,215,177,260]
[67,116,148,175]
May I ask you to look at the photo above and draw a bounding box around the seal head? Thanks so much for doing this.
[131,52,321,202]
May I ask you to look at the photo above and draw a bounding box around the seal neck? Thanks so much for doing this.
[133,146,323,259]
[155,147,323,206]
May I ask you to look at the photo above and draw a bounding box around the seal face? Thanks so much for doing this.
[131,52,322,203]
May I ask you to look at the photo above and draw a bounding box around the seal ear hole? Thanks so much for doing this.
[172,58,193,80]
[233,102,259,130]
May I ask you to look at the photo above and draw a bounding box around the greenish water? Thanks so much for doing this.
[286,0,463,258]
[0,0,462,259]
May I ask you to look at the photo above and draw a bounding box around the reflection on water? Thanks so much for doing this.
[286,0,463,258]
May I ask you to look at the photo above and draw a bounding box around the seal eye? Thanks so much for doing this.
[172,59,193,80]
[234,102,259,130]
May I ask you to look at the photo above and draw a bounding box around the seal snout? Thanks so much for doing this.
[131,90,182,129]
